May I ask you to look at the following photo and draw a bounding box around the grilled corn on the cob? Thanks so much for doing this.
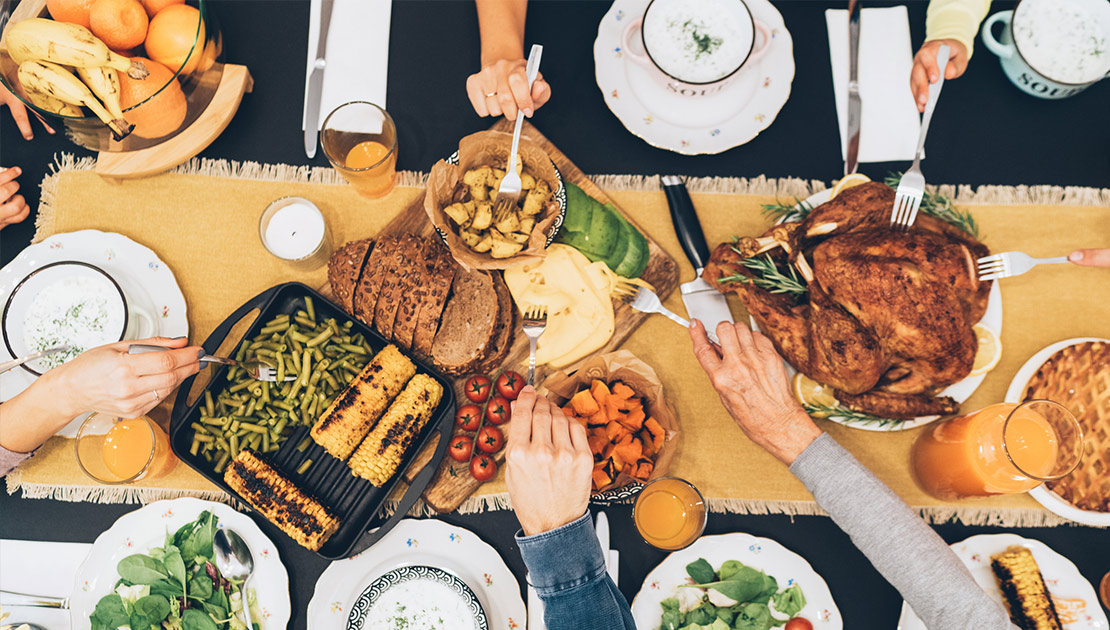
[349,374,444,486]
[224,449,340,551]
[991,545,1063,630]
[311,344,416,460]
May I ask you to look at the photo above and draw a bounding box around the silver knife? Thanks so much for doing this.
[596,511,618,585]
[0,344,72,374]
[662,176,734,334]
[526,570,545,630]
[845,0,861,175]
[304,0,336,159]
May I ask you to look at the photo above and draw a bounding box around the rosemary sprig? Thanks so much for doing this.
[802,402,905,428]
[761,198,813,223]
[884,173,979,236]
[720,254,808,298]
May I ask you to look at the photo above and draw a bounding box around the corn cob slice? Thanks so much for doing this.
[990,545,1063,630]
[348,374,444,486]
[224,449,340,551]
[311,344,417,460]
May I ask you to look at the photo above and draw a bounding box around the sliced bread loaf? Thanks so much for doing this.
[430,268,502,375]
[391,236,439,350]
[477,274,516,374]
[374,235,422,341]
[327,238,373,314]
[412,245,458,357]
[353,236,400,329]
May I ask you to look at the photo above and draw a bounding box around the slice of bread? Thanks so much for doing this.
[412,245,458,357]
[327,238,373,314]
[353,236,400,329]
[374,235,421,341]
[392,237,439,350]
[477,274,516,374]
[430,268,501,375]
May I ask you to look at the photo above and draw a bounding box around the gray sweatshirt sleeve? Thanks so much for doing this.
[789,433,1017,630]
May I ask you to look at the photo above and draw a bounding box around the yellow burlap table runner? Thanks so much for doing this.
[9,155,1110,527]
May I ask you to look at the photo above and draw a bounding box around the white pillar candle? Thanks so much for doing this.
[261,199,327,261]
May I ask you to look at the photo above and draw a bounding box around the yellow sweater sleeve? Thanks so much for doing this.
[925,0,993,59]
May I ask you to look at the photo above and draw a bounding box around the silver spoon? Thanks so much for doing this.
[2,623,48,630]
[213,528,255,630]
[0,345,72,374]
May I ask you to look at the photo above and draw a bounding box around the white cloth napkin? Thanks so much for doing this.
[0,539,92,630]
[301,0,392,131]
[826,6,922,163]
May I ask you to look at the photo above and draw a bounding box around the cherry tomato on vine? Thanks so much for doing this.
[448,436,474,462]
[456,404,482,431]
[463,375,492,403]
[495,371,525,400]
[486,395,510,425]
[470,453,497,481]
[476,425,505,453]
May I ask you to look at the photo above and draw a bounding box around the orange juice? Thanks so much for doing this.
[912,403,1061,500]
[321,102,398,199]
[634,477,706,550]
[78,415,176,483]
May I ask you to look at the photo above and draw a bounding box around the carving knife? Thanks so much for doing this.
[662,175,734,335]
[304,0,335,158]
[845,0,861,175]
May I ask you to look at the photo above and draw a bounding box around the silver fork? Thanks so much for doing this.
[521,304,548,386]
[614,282,721,345]
[494,44,543,220]
[891,44,950,230]
[127,344,296,382]
[977,251,1069,281]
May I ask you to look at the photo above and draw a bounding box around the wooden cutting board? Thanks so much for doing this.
[330,120,679,513]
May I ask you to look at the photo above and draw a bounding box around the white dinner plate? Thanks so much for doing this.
[0,230,188,436]
[308,519,526,630]
[594,0,795,155]
[1004,337,1110,527]
[70,497,291,630]
[897,534,1108,630]
[630,532,842,630]
[754,187,1003,432]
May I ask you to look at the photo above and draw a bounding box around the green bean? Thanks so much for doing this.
[214,451,231,474]
[244,398,257,417]
[190,438,201,456]
[287,329,311,343]
[259,322,290,335]
[306,327,334,347]
[194,433,214,443]
[294,315,315,328]
[270,399,294,412]
[322,371,340,391]
[260,381,271,404]
[265,313,290,326]
[204,391,215,417]
[304,296,316,322]
[296,459,313,475]
[190,422,210,435]
[201,416,223,426]
[262,431,270,453]
[340,343,368,354]
[291,348,302,372]
[229,379,252,394]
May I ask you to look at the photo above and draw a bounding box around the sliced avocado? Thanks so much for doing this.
[602,209,633,271]
[558,200,620,258]
[560,182,596,234]
[613,213,650,278]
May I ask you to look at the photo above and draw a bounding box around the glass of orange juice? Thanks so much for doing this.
[320,101,398,199]
[75,413,177,484]
[633,477,707,550]
[911,400,1083,501]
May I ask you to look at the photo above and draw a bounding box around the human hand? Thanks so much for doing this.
[0,167,30,230]
[466,58,551,121]
[2,83,55,140]
[1068,248,1110,267]
[505,385,593,536]
[689,320,822,465]
[910,39,969,113]
[51,337,204,419]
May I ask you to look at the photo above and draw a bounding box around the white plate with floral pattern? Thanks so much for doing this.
[0,230,188,436]
[897,534,1108,630]
[593,0,794,155]
[630,532,842,630]
[308,519,526,630]
[69,497,291,630]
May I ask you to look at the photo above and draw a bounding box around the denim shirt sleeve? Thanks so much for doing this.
[516,513,636,630]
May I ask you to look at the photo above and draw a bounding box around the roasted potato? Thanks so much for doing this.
[451,160,553,259]
[505,230,530,244]
[519,216,535,234]
[459,228,484,249]
[522,187,548,216]
[472,201,493,231]
[521,172,535,190]
[473,232,494,253]
[489,230,525,259]
[463,166,492,187]
[444,202,471,228]
[494,210,520,234]
[470,184,489,202]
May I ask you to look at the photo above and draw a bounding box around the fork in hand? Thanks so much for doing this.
[127,344,297,382]
[521,303,548,386]
[493,44,543,223]
[613,280,721,345]
[891,44,950,230]
[977,251,1070,281]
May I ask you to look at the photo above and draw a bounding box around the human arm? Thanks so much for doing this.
[507,386,636,630]
[1068,248,1110,267]
[910,0,992,111]
[2,83,54,140]
[0,167,31,230]
[0,337,203,459]
[689,319,1017,630]
[466,0,551,120]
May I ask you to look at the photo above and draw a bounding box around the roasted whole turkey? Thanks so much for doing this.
[705,182,992,419]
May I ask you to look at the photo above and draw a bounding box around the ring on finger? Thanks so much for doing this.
[484,91,497,97]
[151,389,160,401]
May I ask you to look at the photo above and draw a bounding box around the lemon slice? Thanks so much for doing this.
[830,173,871,198]
[792,373,839,416]
[969,323,1002,377]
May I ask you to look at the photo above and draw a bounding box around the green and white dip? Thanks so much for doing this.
[23,275,123,369]
[1014,0,1110,84]
[361,579,480,630]
[643,0,751,83]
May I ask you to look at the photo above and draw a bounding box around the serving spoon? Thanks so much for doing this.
[213,528,255,630]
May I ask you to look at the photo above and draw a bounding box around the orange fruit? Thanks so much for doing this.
[89,0,148,50]
[140,0,184,18]
[144,4,204,75]
[118,57,187,138]
[46,0,96,28]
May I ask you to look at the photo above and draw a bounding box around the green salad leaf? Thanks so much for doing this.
[660,558,807,630]
[90,594,130,630]
[771,584,806,619]
[118,555,170,585]
[685,559,716,585]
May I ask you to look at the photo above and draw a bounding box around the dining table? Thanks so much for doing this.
[2,1,1108,628]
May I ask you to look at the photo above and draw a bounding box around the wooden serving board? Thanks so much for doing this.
[333,120,679,513]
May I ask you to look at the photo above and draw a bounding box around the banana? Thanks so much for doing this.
[6,18,150,79]
[75,66,125,121]
[23,84,84,117]
[18,60,134,140]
